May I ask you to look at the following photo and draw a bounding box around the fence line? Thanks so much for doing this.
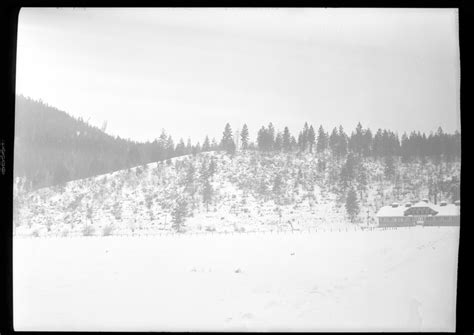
[12,224,440,239]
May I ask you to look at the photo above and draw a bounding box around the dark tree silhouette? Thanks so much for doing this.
[384,155,396,179]
[308,125,316,153]
[240,124,249,150]
[282,127,292,152]
[202,180,213,211]
[202,136,211,152]
[274,132,283,151]
[340,153,357,187]
[221,123,236,155]
[316,125,328,153]
[345,187,360,223]
[171,197,188,232]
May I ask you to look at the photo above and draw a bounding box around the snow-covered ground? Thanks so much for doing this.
[13,226,459,332]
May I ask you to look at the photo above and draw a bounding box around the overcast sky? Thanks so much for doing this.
[16,8,460,143]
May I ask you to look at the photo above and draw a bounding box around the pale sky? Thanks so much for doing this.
[16,8,460,143]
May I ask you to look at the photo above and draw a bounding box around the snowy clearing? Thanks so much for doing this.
[14,227,459,332]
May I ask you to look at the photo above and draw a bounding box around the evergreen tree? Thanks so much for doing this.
[329,127,339,154]
[308,125,316,153]
[199,159,209,182]
[112,200,122,220]
[155,129,168,161]
[145,193,154,219]
[316,125,328,153]
[362,128,373,156]
[389,131,401,156]
[257,125,274,152]
[185,138,193,155]
[297,132,305,152]
[356,168,368,196]
[349,122,364,154]
[202,136,211,152]
[185,163,196,194]
[165,135,175,159]
[171,197,188,232]
[290,136,297,151]
[257,126,266,151]
[340,153,357,188]
[86,204,94,225]
[208,158,217,177]
[400,132,410,161]
[282,126,292,152]
[345,187,360,223]
[272,174,284,195]
[221,123,233,148]
[158,129,168,145]
[267,122,275,150]
[302,122,309,147]
[175,138,186,156]
[192,142,201,156]
[274,132,283,151]
[337,125,348,156]
[372,129,384,157]
[384,155,396,179]
[211,138,218,150]
[240,124,249,150]
[202,179,213,211]
[220,123,236,154]
[298,122,310,152]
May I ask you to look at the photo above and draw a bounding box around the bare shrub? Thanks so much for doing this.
[82,225,95,236]
[102,224,114,236]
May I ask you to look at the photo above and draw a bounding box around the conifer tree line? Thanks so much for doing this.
[217,121,460,161]
[134,121,460,162]
[15,95,460,191]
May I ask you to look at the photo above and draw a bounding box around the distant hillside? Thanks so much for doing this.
[13,151,460,237]
[14,95,144,189]
[14,95,208,190]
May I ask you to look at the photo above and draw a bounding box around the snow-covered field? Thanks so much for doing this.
[14,227,459,332]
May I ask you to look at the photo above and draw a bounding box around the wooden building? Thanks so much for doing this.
[424,201,460,226]
[376,199,460,227]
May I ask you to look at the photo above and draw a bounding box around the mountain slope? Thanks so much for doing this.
[14,95,156,190]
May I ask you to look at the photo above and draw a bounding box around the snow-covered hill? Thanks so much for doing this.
[13,151,460,237]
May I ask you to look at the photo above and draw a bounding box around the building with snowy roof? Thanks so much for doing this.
[424,201,460,226]
[376,199,460,227]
